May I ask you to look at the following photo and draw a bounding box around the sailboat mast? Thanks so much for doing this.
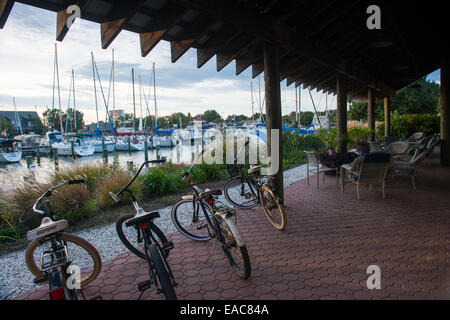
[13,97,23,135]
[132,67,136,130]
[251,81,254,121]
[153,62,157,130]
[55,43,63,134]
[258,76,262,122]
[91,52,99,129]
[298,85,301,126]
[112,48,115,125]
[73,69,77,131]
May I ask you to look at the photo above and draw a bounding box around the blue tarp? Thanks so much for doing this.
[155,129,174,135]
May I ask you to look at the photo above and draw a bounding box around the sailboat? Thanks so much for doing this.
[150,63,175,147]
[49,44,94,157]
[114,67,144,151]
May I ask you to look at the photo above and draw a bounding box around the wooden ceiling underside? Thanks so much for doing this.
[1,0,445,99]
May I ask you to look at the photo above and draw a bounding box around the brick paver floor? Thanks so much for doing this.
[16,150,450,300]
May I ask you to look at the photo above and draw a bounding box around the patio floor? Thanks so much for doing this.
[16,150,450,300]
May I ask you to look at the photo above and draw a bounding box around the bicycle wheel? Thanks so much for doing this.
[171,199,212,241]
[25,233,101,288]
[259,185,286,230]
[216,215,251,280]
[116,213,169,260]
[149,243,177,300]
[224,177,259,209]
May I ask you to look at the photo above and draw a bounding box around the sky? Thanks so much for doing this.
[0,3,440,125]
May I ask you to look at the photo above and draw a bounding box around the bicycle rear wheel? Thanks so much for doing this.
[259,185,286,230]
[216,215,251,280]
[224,177,259,209]
[149,243,177,300]
[25,233,101,288]
[116,213,169,260]
[171,199,212,241]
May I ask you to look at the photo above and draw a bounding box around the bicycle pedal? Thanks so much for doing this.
[163,241,174,252]
[138,280,152,292]
[33,276,47,284]
[196,223,208,230]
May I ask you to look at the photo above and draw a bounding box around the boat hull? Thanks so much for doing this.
[93,142,116,153]
[0,151,22,163]
[54,144,95,157]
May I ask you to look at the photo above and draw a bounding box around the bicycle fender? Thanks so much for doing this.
[218,213,245,247]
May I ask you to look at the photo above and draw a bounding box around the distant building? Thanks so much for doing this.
[0,111,44,134]
[110,109,124,120]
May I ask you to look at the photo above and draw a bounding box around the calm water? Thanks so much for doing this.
[0,143,204,190]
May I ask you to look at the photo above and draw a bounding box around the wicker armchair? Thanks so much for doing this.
[368,141,383,153]
[385,141,409,156]
[407,132,424,142]
[391,149,428,190]
[340,153,392,199]
[304,151,338,188]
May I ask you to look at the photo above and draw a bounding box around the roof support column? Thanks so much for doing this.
[263,41,283,203]
[336,73,348,152]
[368,87,376,141]
[384,96,391,138]
[441,55,450,166]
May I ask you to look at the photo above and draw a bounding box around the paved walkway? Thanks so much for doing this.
[16,152,450,300]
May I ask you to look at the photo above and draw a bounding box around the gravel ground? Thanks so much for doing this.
[0,164,308,300]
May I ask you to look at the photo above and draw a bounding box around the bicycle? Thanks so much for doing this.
[171,150,251,280]
[109,159,177,300]
[22,179,102,300]
[223,141,286,230]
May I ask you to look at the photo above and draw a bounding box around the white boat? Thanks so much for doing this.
[52,141,95,157]
[0,139,22,163]
[89,139,116,153]
[152,134,174,147]
[179,125,203,144]
[115,136,145,151]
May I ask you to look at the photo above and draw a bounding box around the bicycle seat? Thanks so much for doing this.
[198,189,222,200]
[27,217,68,241]
[125,209,160,227]
[248,165,263,174]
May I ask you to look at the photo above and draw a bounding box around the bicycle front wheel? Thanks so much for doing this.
[171,199,212,241]
[149,243,177,300]
[216,215,251,280]
[116,213,169,260]
[259,185,286,230]
[224,177,259,209]
[25,232,101,288]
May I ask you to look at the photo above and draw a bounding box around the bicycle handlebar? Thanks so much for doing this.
[181,148,207,182]
[32,179,86,216]
[110,159,166,202]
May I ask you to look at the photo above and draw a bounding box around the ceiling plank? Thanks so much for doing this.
[0,0,14,29]
[235,58,252,75]
[252,64,264,79]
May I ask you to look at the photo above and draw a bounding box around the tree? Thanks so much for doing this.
[300,111,314,127]
[202,109,222,123]
[43,108,84,132]
[348,77,440,121]
[0,118,14,133]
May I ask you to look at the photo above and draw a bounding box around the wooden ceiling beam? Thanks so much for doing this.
[0,0,14,29]
[56,0,87,41]
[140,29,167,57]
[170,39,196,62]
[235,58,252,75]
[196,29,242,68]
[171,0,395,95]
[100,0,146,49]
[252,63,264,79]
[216,38,257,72]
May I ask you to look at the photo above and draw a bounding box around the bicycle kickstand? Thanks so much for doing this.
[204,240,216,264]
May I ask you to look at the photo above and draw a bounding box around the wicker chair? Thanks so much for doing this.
[385,141,409,156]
[391,149,428,190]
[368,141,383,153]
[340,153,392,199]
[407,132,424,142]
[304,151,338,188]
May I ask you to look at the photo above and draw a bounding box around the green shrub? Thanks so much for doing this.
[376,114,439,139]
[282,131,326,169]
[96,166,143,208]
